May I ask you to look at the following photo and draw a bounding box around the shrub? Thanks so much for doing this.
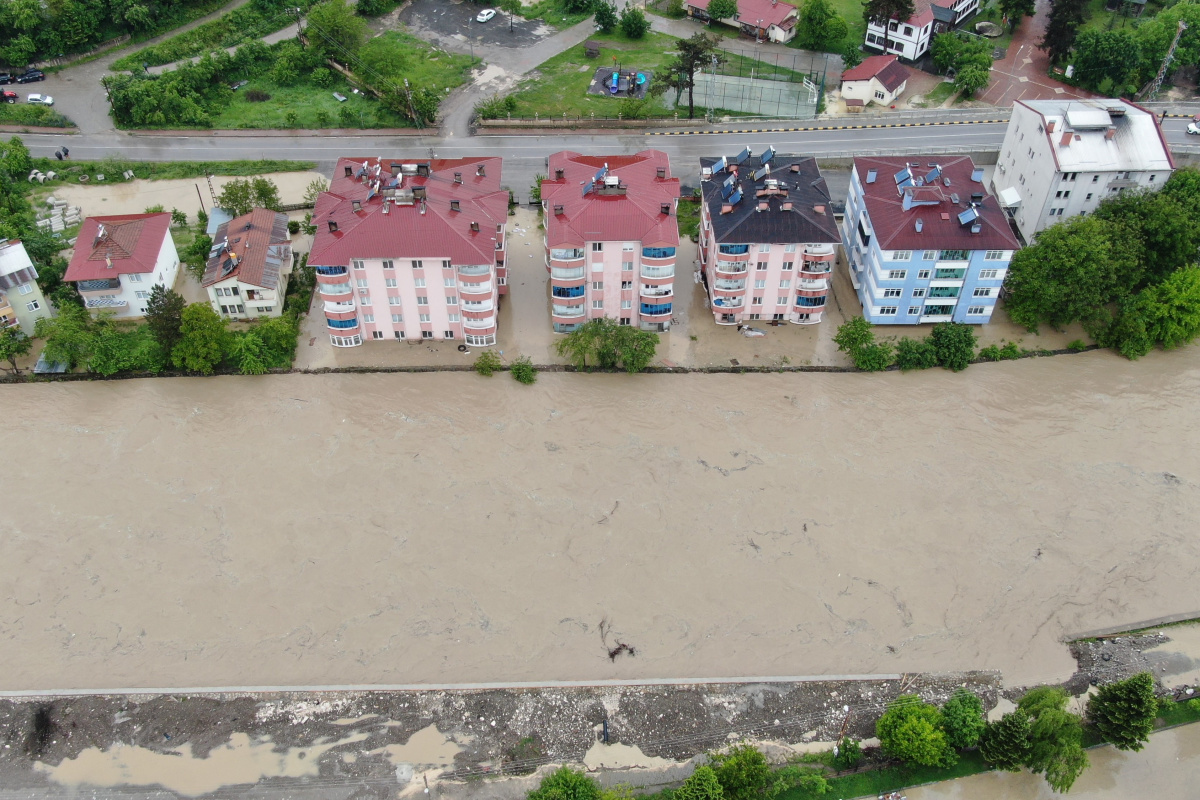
[876,694,956,768]
[284,110,299,127]
[527,766,602,800]
[245,89,272,102]
[1067,338,1087,352]
[894,336,938,371]
[315,110,331,128]
[831,737,861,770]
[979,710,1032,771]
[474,350,502,376]
[853,341,895,372]
[311,67,334,87]
[288,220,301,235]
[978,340,1021,361]
[510,355,537,384]
[942,689,986,749]
[929,321,977,371]
[709,745,772,800]
[475,93,518,120]
[1087,671,1157,751]
[672,765,723,800]
[619,6,650,38]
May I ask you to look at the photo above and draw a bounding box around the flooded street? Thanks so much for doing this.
[1,350,1199,691]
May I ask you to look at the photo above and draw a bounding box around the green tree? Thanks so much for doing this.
[1072,29,1141,91]
[554,318,659,373]
[831,737,861,770]
[706,0,739,24]
[875,695,956,768]
[305,0,369,63]
[833,316,895,371]
[894,336,938,370]
[954,64,990,97]
[231,330,268,374]
[527,766,603,800]
[978,711,1032,771]
[474,349,502,376]
[930,32,965,74]
[941,689,986,749]
[1139,266,1200,350]
[510,354,537,384]
[1088,671,1157,751]
[594,1,617,32]
[304,178,330,206]
[1018,686,1089,794]
[998,0,1035,30]
[1040,0,1086,63]
[1093,185,1200,286]
[618,5,649,38]
[842,42,864,69]
[674,765,724,800]
[649,32,724,119]
[144,284,186,355]
[863,0,916,53]
[1,135,32,178]
[35,304,94,370]
[798,0,849,52]
[709,745,773,800]
[88,320,163,375]
[172,303,228,374]
[0,326,32,374]
[252,314,300,368]
[217,177,283,216]
[929,322,976,371]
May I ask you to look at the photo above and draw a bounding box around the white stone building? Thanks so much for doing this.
[64,213,180,319]
[202,208,292,319]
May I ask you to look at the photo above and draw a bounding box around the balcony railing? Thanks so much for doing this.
[715,261,747,274]
[642,247,676,259]
[799,279,828,290]
[459,280,493,295]
[324,301,356,314]
[795,295,827,308]
[463,301,495,315]
[552,304,586,317]
[640,265,674,279]
[711,297,743,309]
[315,265,348,277]
[550,249,585,261]
[718,244,749,255]
[551,267,586,280]
[463,315,496,329]
[458,264,490,276]
[327,316,359,330]
[552,286,585,299]
[640,286,673,298]
[640,302,672,316]
[320,282,352,295]
[77,278,122,292]
[713,279,746,291]
[84,296,127,308]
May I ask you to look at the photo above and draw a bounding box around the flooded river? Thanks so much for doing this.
[2,350,1199,691]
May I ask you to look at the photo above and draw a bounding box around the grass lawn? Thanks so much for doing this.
[780,751,993,800]
[0,104,73,128]
[913,80,958,107]
[521,0,596,29]
[357,30,479,89]
[1078,0,1165,34]
[211,77,408,130]
[507,29,812,119]
[826,0,867,54]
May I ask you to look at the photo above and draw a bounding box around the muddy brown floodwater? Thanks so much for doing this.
[2,350,1200,692]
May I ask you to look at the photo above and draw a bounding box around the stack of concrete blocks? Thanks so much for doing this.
[35,196,82,233]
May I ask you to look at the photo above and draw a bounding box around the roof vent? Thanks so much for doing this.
[970,168,984,183]
[943,177,952,187]
[554,168,564,180]
[790,163,800,173]
[390,162,402,175]
[382,201,390,215]
[781,202,793,211]
[352,200,361,213]
[941,212,950,221]
[1046,119,1056,134]
[419,200,426,215]
[451,200,461,212]
[915,218,924,232]
[1060,131,1073,147]
[757,201,769,212]
[656,167,666,179]
[553,204,564,215]
[470,221,479,232]
[454,172,463,184]
[866,169,877,184]
[813,204,825,214]
[970,223,983,234]
[413,186,427,200]
[971,192,984,203]
[417,164,430,177]
[476,164,486,176]
[327,220,338,232]
[660,203,671,215]
[344,165,353,177]
[721,204,734,214]
[105,254,113,269]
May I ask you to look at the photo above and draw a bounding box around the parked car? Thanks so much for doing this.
[26,93,53,106]
[16,69,45,84]
[476,8,496,22]
[0,73,12,85]
[1188,122,1200,136]
[1,91,16,104]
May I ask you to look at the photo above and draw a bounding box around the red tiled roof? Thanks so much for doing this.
[202,208,291,289]
[853,156,1019,252]
[541,150,680,249]
[309,157,507,266]
[64,213,172,282]
[841,55,909,93]
[687,0,797,28]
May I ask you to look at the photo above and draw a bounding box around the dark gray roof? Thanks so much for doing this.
[699,154,840,245]
[932,5,956,22]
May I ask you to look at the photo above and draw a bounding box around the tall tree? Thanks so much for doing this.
[618,5,649,38]
[35,304,94,370]
[172,303,229,374]
[0,326,32,375]
[999,0,1036,31]
[554,317,660,372]
[875,695,957,768]
[594,0,617,32]
[1072,29,1142,90]
[1087,672,1158,751]
[1040,0,1086,63]
[941,689,986,749]
[144,284,186,355]
[798,0,850,52]
[706,0,739,25]
[979,711,1032,771]
[649,32,724,119]
[304,0,368,63]
[1018,687,1090,794]
[863,0,915,54]
[1128,266,1200,353]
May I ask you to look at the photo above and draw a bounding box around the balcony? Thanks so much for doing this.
[552,285,585,299]
[550,248,585,262]
[718,244,750,256]
[324,300,356,314]
[795,295,827,308]
[713,279,745,291]
[314,265,348,277]
[462,299,495,313]
[320,282,352,296]
[800,261,831,275]
[640,285,673,298]
[458,263,490,276]
[327,316,359,330]
[642,247,676,259]
[84,296,127,309]
[551,267,586,280]
[640,302,672,317]
[711,297,743,310]
[641,264,674,279]
[553,304,586,318]
[77,278,122,292]
[459,280,493,295]
[463,315,496,329]
[798,279,828,291]
[715,261,747,275]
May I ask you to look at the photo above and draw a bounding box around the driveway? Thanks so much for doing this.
[977,0,1096,106]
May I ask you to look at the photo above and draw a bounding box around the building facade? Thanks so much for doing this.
[63,213,179,319]
[541,150,680,333]
[993,99,1174,243]
[864,0,978,61]
[698,148,840,326]
[309,156,508,348]
[0,240,51,335]
[202,208,292,319]
[844,155,1020,325]
[685,0,798,42]
[840,55,909,108]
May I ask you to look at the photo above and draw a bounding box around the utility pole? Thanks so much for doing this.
[1146,19,1187,101]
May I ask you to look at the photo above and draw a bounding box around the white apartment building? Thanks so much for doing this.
[864,0,978,61]
[64,213,180,319]
[0,239,52,335]
[993,99,1174,242]
[202,208,293,319]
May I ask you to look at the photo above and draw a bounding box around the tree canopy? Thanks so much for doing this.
[979,710,1032,771]
[1018,687,1089,794]
[875,695,956,768]
[649,32,724,119]
[1087,671,1158,751]
[798,0,850,52]
[941,689,986,749]
[999,0,1035,30]
[172,303,229,374]
[1040,0,1086,63]
[216,177,283,216]
[0,326,32,374]
[555,317,660,373]
[672,766,725,800]
[707,0,739,22]
[305,0,368,63]
[145,285,187,355]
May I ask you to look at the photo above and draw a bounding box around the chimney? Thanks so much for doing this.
[656,167,666,179]
[413,186,427,200]
[476,164,485,177]
[1060,131,1073,147]
[344,165,353,177]
[1105,127,1116,140]
[105,254,113,269]
[554,168,564,180]
[915,218,924,232]
[327,220,338,232]
[553,204,564,215]
[470,221,480,232]
[454,172,463,184]
[419,200,426,215]
[390,162,402,175]
[1046,120,1055,134]
[781,202,793,211]
[813,204,825,214]
[352,200,361,213]
[757,201,769,212]
[382,201,390,215]
[660,203,671,215]
[451,200,461,212]
[790,163,800,172]
[721,204,733,214]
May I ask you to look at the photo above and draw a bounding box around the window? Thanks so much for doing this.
[875,91,885,101]
[1150,175,1157,182]
[446,296,458,305]
[371,330,383,340]
[592,299,603,309]
[133,290,148,299]
[413,277,426,288]
[889,251,911,260]
[912,288,926,298]
[1092,175,1100,183]
[388,296,401,306]
[422,330,433,339]
[17,283,32,295]
[779,279,791,289]
[979,269,999,279]
[382,260,394,270]
[419,313,431,322]
[1086,193,1093,201]
[444,277,455,287]
[391,314,403,323]
[622,261,633,271]
[353,259,366,270]
[262,306,273,313]
[448,313,460,322]
[385,278,397,288]
[622,243,635,251]
[236,304,244,313]
[128,273,142,283]
[879,306,898,315]
[592,281,603,290]
[395,330,405,340]
[591,242,603,251]
[220,305,229,314]
[883,289,902,298]
[411,260,423,269]
[621,299,632,309]
[360,294,371,305]
[886,270,906,280]
[26,299,40,311]
[754,279,766,289]
[621,281,632,289]
[1065,173,1077,181]
[416,296,428,306]
[904,25,913,35]
[776,295,789,305]
[444,331,455,339]
[782,261,794,271]
[442,260,451,269]
[356,278,369,288]
[917,269,931,279]
[939,250,968,261]
[757,261,768,270]
[967,306,987,315]
[922,251,937,261]
[752,296,763,305]
[983,251,1005,261]
[973,287,992,297]
[759,244,770,252]
[772,313,786,321]
[784,244,797,252]
[908,306,922,315]
[362,313,375,323]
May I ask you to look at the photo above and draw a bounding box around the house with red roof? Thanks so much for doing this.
[541,150,680,333]
[202,208,293,319]
[842,155,1019,325]
[309,156,507,348]
[685,0,799,43]
[864,0,979,62]
[64,213,180,318]
[840,55,909,108]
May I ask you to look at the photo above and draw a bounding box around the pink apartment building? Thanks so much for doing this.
[699,148,840,325]
[309,156,508,347]
[541,150,680,333]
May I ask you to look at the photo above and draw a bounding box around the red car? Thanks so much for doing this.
[1,90,17,104]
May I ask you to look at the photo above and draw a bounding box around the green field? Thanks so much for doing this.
[1079,0,1167,34]
[0,104,73,128]
[211,76,408,130]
